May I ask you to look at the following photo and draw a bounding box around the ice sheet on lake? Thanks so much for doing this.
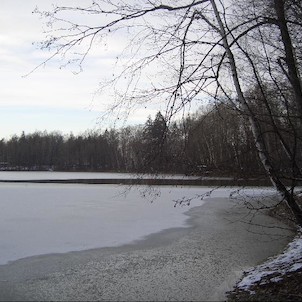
[0,183,277,265]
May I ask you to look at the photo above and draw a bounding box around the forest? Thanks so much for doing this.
[0,101,287,177]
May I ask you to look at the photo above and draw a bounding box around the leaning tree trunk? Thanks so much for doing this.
[210,0,302,227]
[274,0,302,120]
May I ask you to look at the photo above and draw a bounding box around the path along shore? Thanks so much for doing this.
[0,197,294,301]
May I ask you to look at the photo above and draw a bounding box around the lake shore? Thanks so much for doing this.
[0,197,294,301]
[0,171,272,186]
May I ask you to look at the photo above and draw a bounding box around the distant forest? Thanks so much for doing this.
[0,103,286,176]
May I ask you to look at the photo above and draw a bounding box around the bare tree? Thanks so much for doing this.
[35,0,302,226]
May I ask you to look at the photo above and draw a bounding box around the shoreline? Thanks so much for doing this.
[0,177,272,186]
[0,197,294,301]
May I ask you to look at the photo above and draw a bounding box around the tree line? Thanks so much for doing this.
[0,104,272,176]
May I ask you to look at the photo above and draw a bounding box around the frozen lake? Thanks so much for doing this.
[0,183,207,265]
[0,173,277,265]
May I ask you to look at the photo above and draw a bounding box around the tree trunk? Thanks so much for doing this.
[210,0,302,227]
[274,0,302,119]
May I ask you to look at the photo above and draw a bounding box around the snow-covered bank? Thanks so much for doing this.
[235,230,302,293]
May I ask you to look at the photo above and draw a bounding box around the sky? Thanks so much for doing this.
[0,0,162,139]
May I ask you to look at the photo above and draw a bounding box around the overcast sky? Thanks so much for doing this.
[0,0,162,139]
